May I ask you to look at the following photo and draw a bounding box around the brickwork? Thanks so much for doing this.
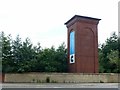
[65,15,101,73]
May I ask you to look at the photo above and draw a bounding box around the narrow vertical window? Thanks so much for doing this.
[70,31,75,63]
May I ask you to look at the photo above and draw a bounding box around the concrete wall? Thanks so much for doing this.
[4,73,119,83]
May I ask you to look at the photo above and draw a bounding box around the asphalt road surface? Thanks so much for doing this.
[1,83,119,88]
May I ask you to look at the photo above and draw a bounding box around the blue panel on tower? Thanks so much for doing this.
[70,31,75,63]
[70,31,75,54]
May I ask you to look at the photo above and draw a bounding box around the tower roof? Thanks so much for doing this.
[65,15,101,25]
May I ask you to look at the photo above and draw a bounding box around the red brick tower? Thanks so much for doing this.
[65,15,101,73]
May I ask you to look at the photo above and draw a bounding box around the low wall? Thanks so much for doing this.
[4,73,119,83]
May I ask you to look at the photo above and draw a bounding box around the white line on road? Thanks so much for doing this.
[1,83,119,88]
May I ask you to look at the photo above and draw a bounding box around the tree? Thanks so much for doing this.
[0,32,2,72]
[107,50,119,72]
[34,43,67,72]
[20,38,37,72]
[38,46,57,72]
[1,32,68,73]
[12,35,23,72]
[99,32,119,73]
[12,37,37,72]
[118,38,120,71]
[1,32,13,73]
[56,42,67,72]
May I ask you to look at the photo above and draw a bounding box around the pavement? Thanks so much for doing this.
[1,83,119,88]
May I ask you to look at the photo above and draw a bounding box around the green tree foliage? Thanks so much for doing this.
[32,43,67,72]
[1,32,13,73]
[2,32,67,73]
[99,32,119,73]
[118,37,120,71]
[12,35,23,72]
[12,37,37,72]
[107,50,119,72]
[55,43,67,72]
[0,32,2,72]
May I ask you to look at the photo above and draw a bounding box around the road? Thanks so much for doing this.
[1,83,119,88]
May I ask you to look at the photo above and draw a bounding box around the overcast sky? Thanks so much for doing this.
[0,0,119,48]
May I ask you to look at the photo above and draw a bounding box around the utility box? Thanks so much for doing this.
[65,15,101,73]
